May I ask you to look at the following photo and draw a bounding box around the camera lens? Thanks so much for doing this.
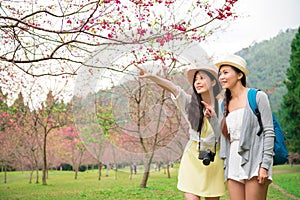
[202,158,210,166]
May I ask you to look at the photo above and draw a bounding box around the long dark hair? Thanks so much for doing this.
[187,70,220,132]
[220,66,246,140]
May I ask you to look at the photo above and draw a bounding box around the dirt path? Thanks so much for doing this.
[273,169,300,174]
[270,184,300,200]
[271,169,300,200]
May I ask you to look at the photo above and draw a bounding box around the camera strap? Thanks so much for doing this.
[198,133,217,153]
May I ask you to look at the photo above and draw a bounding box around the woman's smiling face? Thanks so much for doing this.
[218,65,241,90]
[193,71,215,94]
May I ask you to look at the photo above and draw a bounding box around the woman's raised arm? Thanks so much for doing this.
[135,65,179,96]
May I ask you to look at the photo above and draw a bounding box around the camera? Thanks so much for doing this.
[198,149,215,166]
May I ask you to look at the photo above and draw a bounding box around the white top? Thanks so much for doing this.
[226,108,244,142]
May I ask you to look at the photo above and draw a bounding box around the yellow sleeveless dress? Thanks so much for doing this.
[177,118,225,197]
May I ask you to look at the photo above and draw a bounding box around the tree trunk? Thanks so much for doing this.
[4,165,7,184]
[35,167,39,184]
[167,164,171,178]
[106,164,109,177]
[98,162,102,180]
[42,134,47,185]
[114,165,118,180]
[129,164,133,180]
[140,170,150,188]
[29,170,33,184]
[139,151,155,188]
[31,148,39,184]
[140,159,152,188]
[75,169,78,180]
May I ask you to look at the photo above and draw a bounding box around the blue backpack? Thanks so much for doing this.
[248,88,288,165]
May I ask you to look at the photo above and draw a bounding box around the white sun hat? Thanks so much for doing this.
[215,54,249,76]
[186,66,219,86]
[186,65,221,95]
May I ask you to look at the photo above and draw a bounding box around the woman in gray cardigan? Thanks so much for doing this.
[216,54,275,200]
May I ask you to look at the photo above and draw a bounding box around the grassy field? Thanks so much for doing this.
[0,164,299,200]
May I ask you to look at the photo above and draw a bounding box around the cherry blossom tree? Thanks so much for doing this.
[61,126,87,179]
[0,0,238,107]
[24,91,70,185]
[11,94,43,183]
[0,91,26,183]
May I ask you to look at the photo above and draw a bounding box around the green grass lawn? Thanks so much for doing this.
[0,164,299,200]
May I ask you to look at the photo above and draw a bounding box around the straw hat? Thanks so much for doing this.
[186,66,221,94]
[215,54,249,76]
[186,67,218,85]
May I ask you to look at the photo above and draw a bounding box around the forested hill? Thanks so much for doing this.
[235,28,298,113]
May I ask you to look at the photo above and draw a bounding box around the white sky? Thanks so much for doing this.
[202,0,300,57]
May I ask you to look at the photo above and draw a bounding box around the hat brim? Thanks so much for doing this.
[215,61,249,76]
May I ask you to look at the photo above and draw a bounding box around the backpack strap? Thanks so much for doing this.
[247,88,264,136]
[221,101,224,113]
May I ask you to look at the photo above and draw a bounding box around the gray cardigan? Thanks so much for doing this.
[219,89,275,181]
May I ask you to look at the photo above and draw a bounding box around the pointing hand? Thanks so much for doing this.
[201,101,216,118]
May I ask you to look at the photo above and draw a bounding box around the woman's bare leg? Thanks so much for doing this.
[184,192,220,200]
[245,177,271,200]
[228,179,245,200]
[184,192,200,200]
[205,197,220,200]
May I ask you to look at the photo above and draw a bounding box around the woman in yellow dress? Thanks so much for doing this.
[136,64,225,200]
